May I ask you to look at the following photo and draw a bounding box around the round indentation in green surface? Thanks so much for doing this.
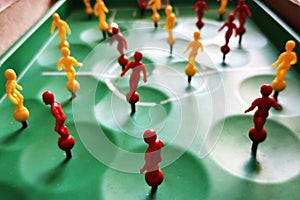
[210,115,300,183]
[239,74,300,116]
[37,44,91,67]
[175,19,220,39]
[0,99,47,151]
[205,44,250,67]
[101,145,210,200]
[0,182,27,200]
[95,85,172,138]
[20,122,105,192]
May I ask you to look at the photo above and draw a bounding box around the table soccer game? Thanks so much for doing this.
[0,0,299,199]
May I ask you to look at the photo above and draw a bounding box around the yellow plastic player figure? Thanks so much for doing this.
[94,0,109,39]
[5,69,30,128]
[57,47,83,98]
[148,0,161,28]
[271,40,297,102]
[217,0,228,20]
[164,5,176,55]
[50,13,71,48]
[83,0,94,19]
[183,31,204,84]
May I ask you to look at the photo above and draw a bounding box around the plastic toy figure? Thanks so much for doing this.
[183,31,204,84]
[94,0,109,39]
[110,24,128,70]
[42,90,75,160]
[5,69,30,129]
[193,0,208,30]
[50,13,71,48]
[271,40,297,102]
[121,51,147,115]
[244,84,280,157]
[233,0,252,45]
[164,5,176,55]
[217,0,228,20]
[138,0,147,16]
[140,129,164,192]
[57,47,83,99]
[148,0,161,28]
[83,0,94,19]
[218,13,237,64]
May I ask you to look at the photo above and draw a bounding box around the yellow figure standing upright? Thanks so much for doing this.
[183,31,204,84]
[57,47,83,98]
[94,0,109,39]
[164,5,176,54]
[5,69,30,128]
[50,13,71,48]
[271,40,297,102]
[148,0,161,28]
[217,0,228,20]
[83,0,94,19]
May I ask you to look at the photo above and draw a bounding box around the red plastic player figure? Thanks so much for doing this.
[42,90,75,160]
[193,0,209,30]
[121,51,147,115]
[218,13,237,64]
[138,0,147,16]
[233,0,252,45]
[110,24,128,70]
[140,129,164,192]
[244,84,280,157]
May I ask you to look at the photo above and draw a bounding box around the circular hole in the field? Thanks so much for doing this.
[20,122,106,192]
[101,145,211,200]
[210,115,300,183]
[239,75,300,116]
[0,99,46,151]
[205,44,250,67]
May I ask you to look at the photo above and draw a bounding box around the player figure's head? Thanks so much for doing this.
[5,69,17,81]
[111,23,119,35]
[134,51,143,62]
[239,0,245,5]
[165,5,173,15]
[194,31,200,40]
[143,129,157,144]
[52,13,60,21]
[42,90,55,105]
[260,84,273,97]
[285,40,296,51]
[61,47,71,57]
[228,13,235,22]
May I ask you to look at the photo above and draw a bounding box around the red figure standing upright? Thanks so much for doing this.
[218,13,237,64]
[110,24,128,70]
[121,51,147,115]
[233,0,252,45]
[140,129,164,193]
[244,84,280,157]
[42,90,75,160]
[193,0,209,30]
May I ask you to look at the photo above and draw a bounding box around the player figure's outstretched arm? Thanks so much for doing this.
[50,22,56,34]
[272,100,280,110]
[218,23,227,32]
[272,53,284,67]
[245,5,252,17]
[102,2,109,13]
[71,57,83,67]
[121,62,132,77]
[57,58,64,71]
[291,53,298,65]
[183,42,192,54]
[64,22,71,35]
[245,99,259,113]
[141,64,147,83]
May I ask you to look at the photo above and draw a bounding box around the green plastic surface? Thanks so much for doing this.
[0,1,299,199]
